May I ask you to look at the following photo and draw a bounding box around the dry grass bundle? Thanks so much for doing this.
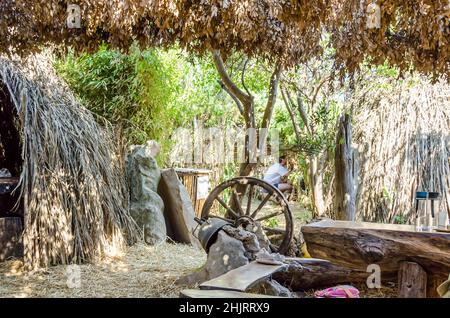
[0,54,141,268]
[351,76,450,223]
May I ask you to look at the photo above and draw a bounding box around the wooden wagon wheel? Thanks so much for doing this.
[201,176,294,255]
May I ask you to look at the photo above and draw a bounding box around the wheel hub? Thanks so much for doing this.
[236,215,258,233]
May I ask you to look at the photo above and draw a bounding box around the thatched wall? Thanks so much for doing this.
[352,77,450,223]
[0,55,140,268]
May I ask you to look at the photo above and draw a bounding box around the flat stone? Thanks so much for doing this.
[247,279,293,297]
[200,261,284,292]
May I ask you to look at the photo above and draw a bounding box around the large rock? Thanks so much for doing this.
[157,168,200,247]
[248,279,293,298]
[221,225,261,260]
[176,226,294,296]
[175,230,249,286]
[205,231,249,279]
[127,144,166,245]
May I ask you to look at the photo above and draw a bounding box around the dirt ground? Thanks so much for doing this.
[0,243,206,298]
[0,241,397,298]
[0,201,397,298]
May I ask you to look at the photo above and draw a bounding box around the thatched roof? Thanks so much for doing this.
[0,54,140,268]
[351,76,450,223]
[1,1,449,77]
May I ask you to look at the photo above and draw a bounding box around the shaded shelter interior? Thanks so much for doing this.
[0,81,23,218]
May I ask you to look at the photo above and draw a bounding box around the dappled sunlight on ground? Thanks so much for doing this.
[0,211,398,298]
[0,242,206,298]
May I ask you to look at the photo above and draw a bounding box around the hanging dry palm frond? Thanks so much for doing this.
[1,1,449,78]
[351,76,450,223]
[0,54,141,268]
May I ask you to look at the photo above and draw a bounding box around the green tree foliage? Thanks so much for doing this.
[55,46,281,165]
[55,46,242,162]
[55,45,170,145]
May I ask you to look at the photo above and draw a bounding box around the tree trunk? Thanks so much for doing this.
[334,114,356,221]
[212,50,281,179]
[309,155,326,217]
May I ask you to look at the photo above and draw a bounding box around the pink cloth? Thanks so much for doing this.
[314,285,360,298]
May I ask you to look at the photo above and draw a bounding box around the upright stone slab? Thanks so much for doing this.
[127,144,166,245]
[157,168,200,247]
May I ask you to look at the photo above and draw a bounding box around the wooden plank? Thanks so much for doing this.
[196,199,206,218]
[200,261,284,292]
[180,289,282,298]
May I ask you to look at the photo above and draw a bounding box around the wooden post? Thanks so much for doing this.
[426,276,441,298]
[398,261,427,298]
[334,114,356,221]
[0,217,23,262]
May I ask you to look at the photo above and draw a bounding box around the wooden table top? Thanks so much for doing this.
[304,219,450,236]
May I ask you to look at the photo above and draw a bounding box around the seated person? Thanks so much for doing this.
[263,155,292,194]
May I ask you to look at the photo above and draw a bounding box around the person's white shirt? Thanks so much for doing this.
[263,163,289,186]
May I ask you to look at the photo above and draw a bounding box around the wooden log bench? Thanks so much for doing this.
[301,219,450,298]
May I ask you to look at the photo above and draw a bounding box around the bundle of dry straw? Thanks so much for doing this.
[351,75,450,223]
[0,54,140,268]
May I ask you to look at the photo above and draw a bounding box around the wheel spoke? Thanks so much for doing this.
[250,192,272,218]
[269,243,280,252]
[215,196,239,218]
[231,189,244,216]
[255,210,284,222]
[262,227,286,235]
[246,185,254,216]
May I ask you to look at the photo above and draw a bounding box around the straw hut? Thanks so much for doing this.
[351,76,450,223]
[0,54,140,268]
